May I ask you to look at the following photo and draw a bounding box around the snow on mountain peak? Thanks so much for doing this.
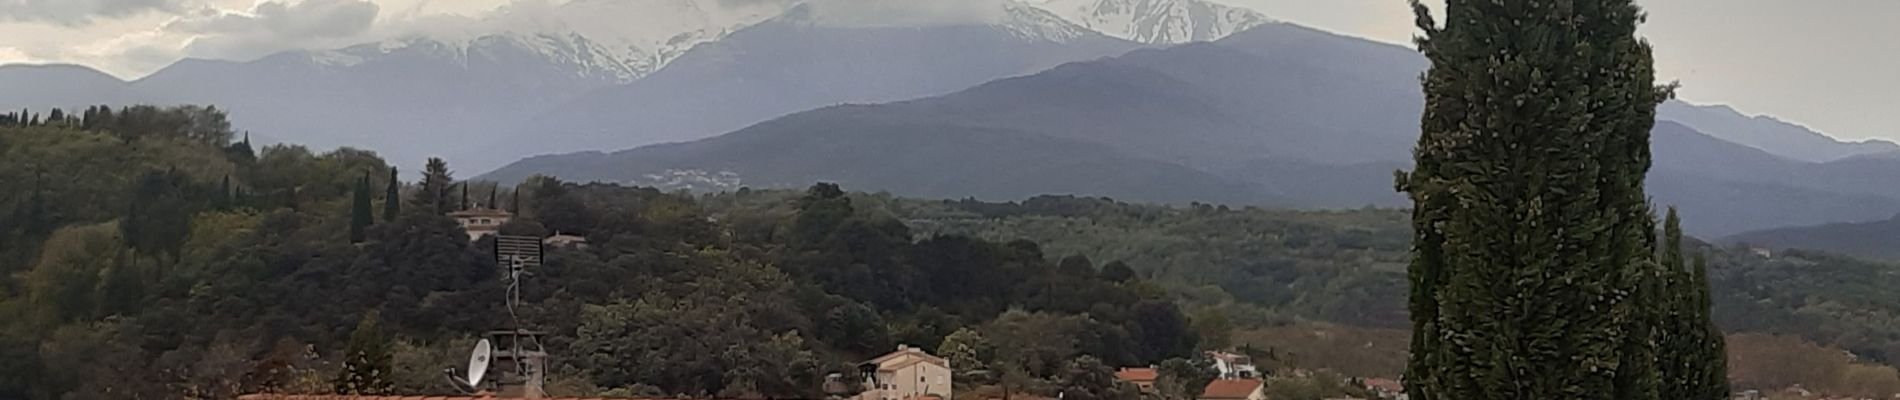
[1030,0,1275,44]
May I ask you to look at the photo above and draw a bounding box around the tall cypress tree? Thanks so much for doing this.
[350,174,372,243]
[383,167,400,222]
[1397,0,1672,398]
[1688,252,1729,399]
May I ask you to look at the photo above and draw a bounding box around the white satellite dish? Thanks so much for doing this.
[468,339,493,387]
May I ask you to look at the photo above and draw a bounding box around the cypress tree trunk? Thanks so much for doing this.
[383,167,400,222]
[1397,0,1669,398]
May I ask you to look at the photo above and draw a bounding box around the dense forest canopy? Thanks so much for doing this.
[7,106,1900,399]
[0,107,1205,399]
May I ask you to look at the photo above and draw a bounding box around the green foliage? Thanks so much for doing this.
[938,328,994,372]
[383,167,400,222]
[351,173,373,243]
[1056,356,1137,400]
[417,158,453,215]
[335,312,395,395]
[1397,0,1672,398]
[1154,357,1217,400]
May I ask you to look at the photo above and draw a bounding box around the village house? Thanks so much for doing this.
[854,345,953,400]
[1208,351,1260,379]
[1114,367,1159,394]
[448,208,513,241]
[1199,378,1266,400]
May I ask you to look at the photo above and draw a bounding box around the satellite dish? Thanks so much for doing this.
[468,339,493,387]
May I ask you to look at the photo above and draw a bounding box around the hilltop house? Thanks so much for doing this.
[448,208,512,241]
[854,345,952,400]
[1208,351,1260,379]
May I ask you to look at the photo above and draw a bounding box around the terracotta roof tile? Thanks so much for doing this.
[1200,379,1264,399]
[1114,368,1159,382]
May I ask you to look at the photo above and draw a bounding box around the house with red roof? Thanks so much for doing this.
[1199,379,1265,400]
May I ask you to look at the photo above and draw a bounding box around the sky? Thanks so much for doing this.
[1,0,1896,142]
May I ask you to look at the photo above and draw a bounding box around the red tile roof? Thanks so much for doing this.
[1114,368,1159,382]
[1200,379,1264,399]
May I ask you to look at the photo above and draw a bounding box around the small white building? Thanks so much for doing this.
[447,208,512,241]
[855,345,952,400]
[1208,351,1259,379]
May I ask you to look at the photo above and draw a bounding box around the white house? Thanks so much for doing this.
[855,345,952,400]
[447,208,512,241]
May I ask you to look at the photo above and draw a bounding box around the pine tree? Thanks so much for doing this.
[416,158,453,215]
[1396,0,1672,398]
[334,312,394,395]
[350,173,373,243]
[383,167,400,222]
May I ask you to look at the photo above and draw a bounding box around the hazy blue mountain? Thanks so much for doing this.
[1659,100,1900,162]
[482,22,1900,236]
[484,104,1276,205]
[490,4,1140,162]
[0,64,129,111]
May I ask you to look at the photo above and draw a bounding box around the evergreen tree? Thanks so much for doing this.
[460,183,470,211]
[333,312,394,395]
[1688,252,1729,399]
[511,187,521,214]
[416,158,453,215]
[350,174,373,243]
[383,168,400,222]
[1396,0,1673,398]
[488,187,498,210]
[46,109,63,125]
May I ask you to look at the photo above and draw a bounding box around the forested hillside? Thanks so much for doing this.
[14,106,1900,398]
[0,108,1201,399]
[702,192,1900,390]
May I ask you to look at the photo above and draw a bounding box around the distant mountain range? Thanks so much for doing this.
[7,0,1900,236]
[481,20,1900,237]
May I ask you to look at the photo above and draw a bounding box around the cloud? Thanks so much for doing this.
[0,0,190,26]
[165,0,381,61]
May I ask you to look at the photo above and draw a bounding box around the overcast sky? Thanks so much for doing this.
[1,0,1895,142]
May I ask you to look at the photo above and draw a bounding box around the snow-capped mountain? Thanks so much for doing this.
[1029,0,1275,44]
[485,1,1140,160]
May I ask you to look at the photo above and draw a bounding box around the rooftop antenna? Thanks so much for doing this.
[492,236,549,398]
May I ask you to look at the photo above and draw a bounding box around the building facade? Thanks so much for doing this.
[856,345,952,400]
